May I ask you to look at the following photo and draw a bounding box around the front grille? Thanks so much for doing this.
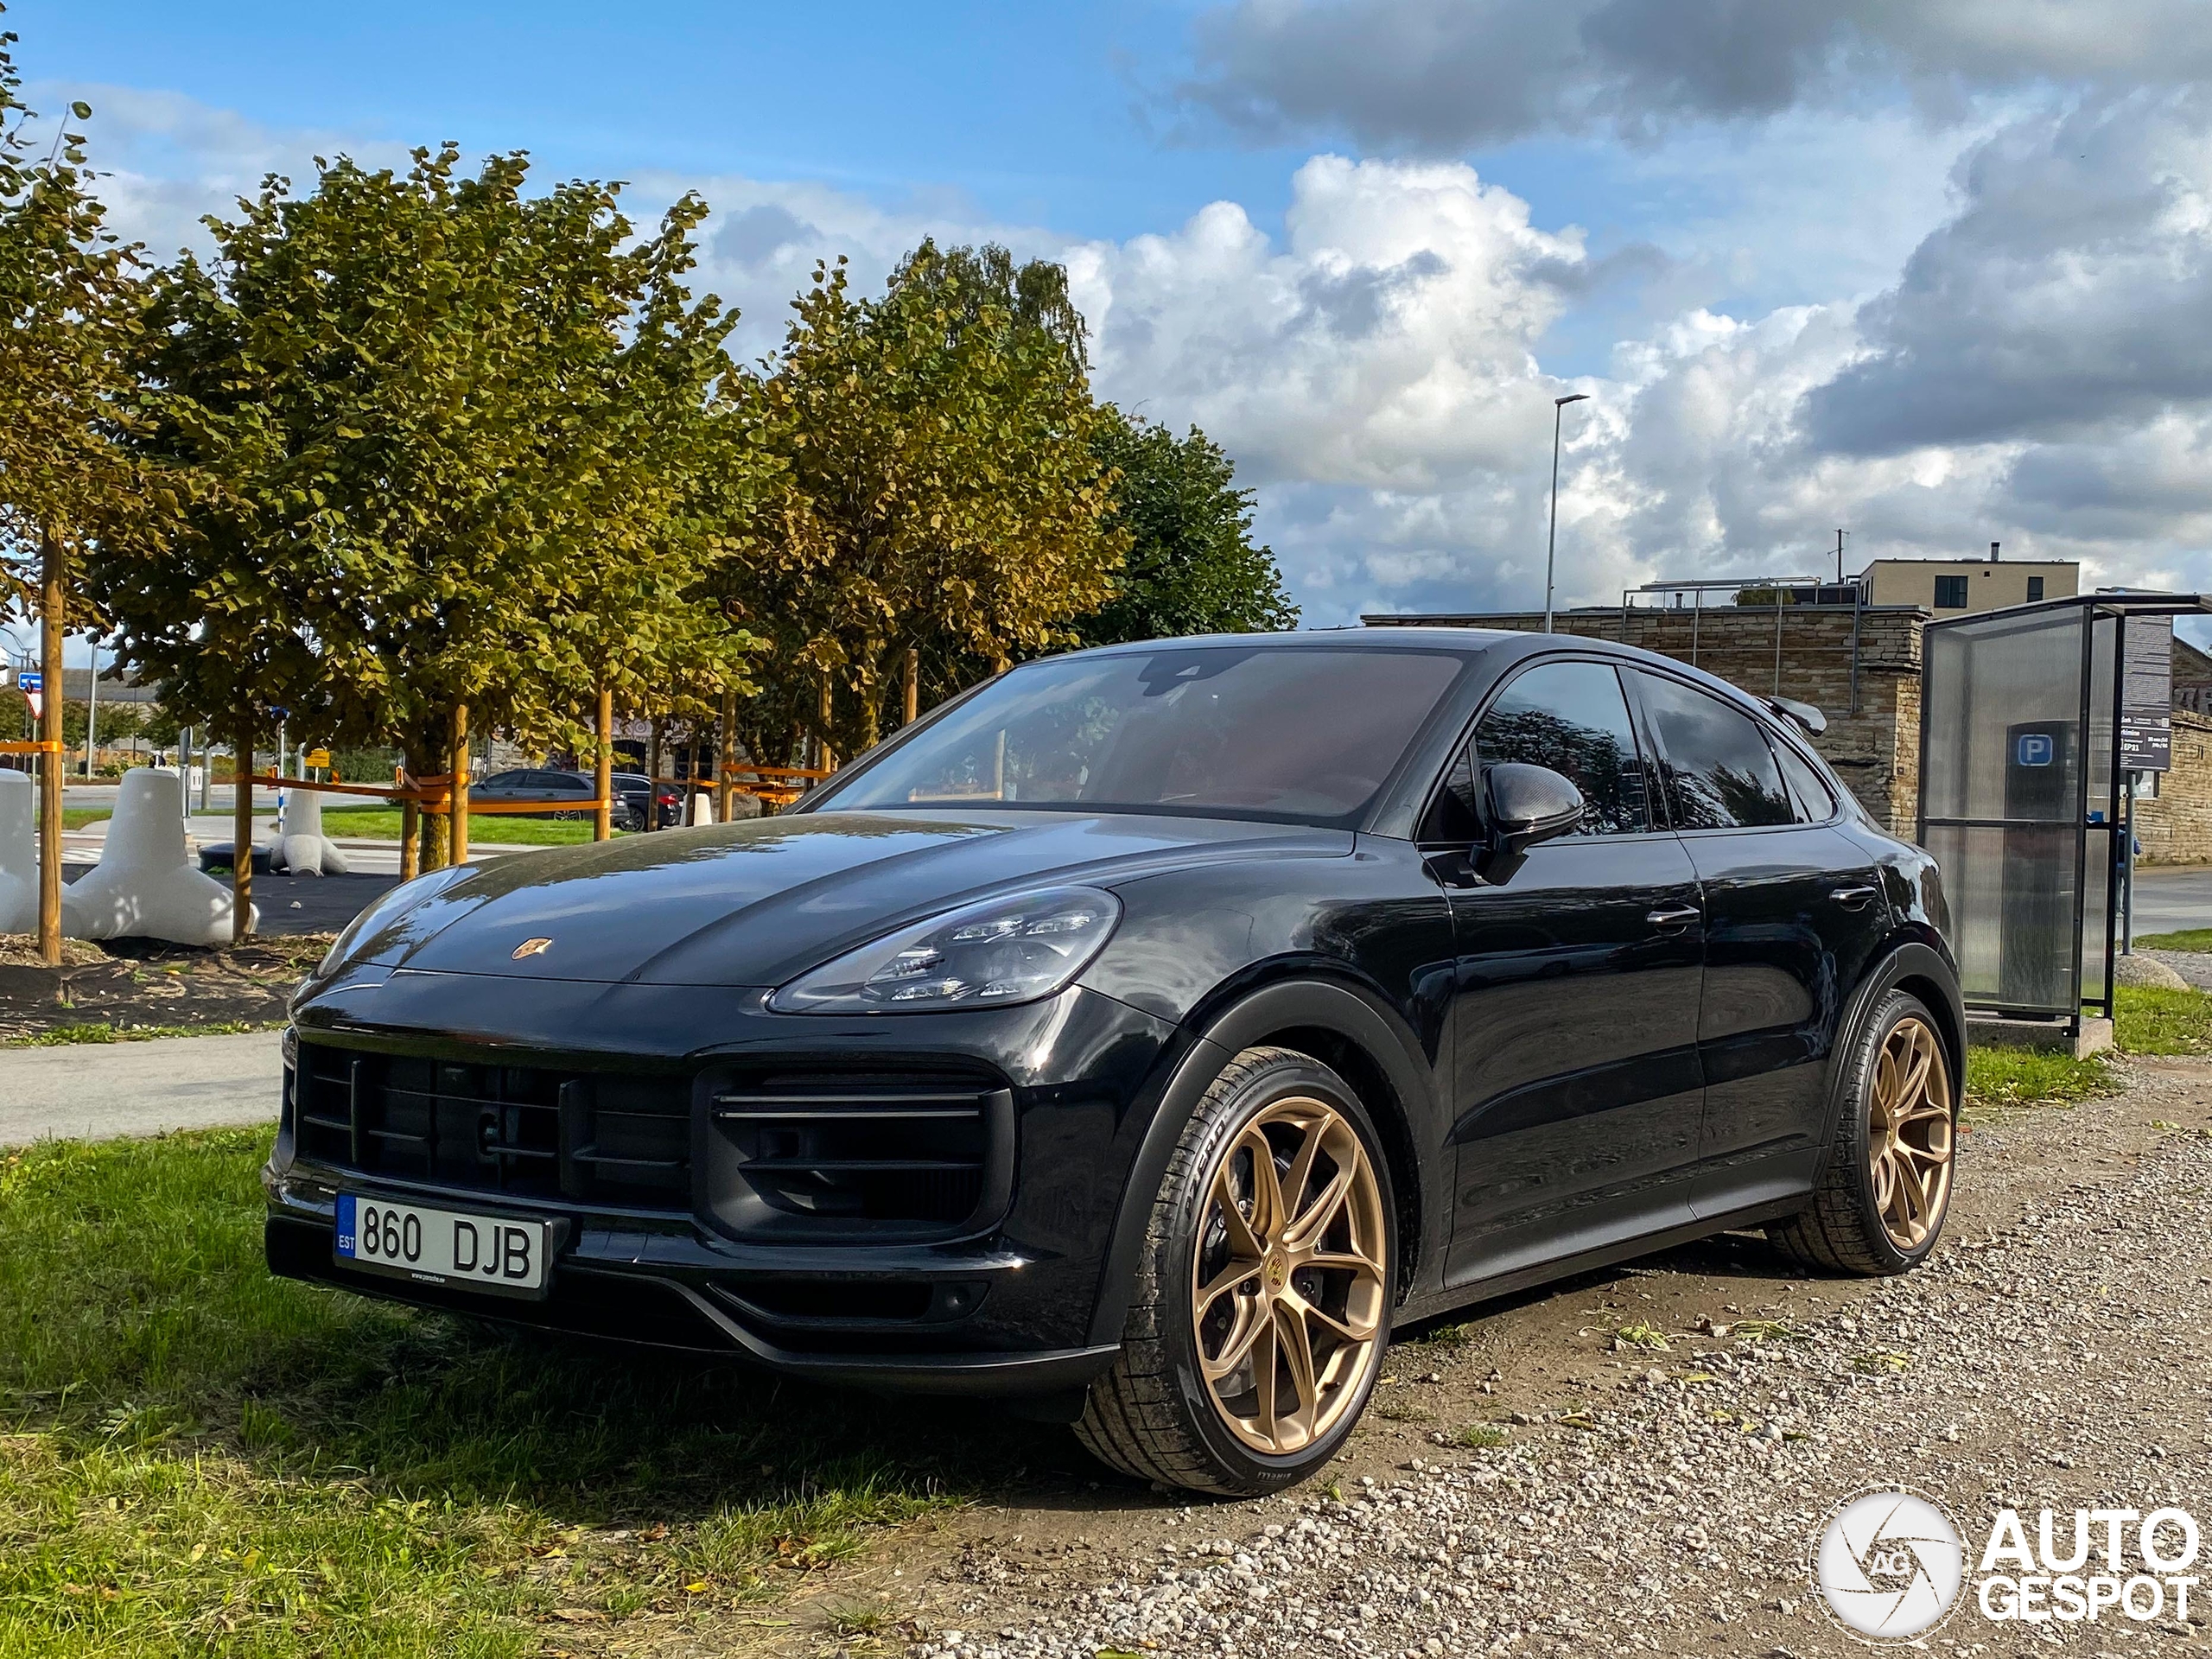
[295,1041,691,1211]
[707,1071,1013,1237]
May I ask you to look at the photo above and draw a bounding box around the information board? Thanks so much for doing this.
[2121,615,2174,772]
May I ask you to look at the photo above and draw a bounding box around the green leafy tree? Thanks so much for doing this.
[734,242,1125,760]
[0,10,176,956]
[1075,406,1297,646]
[99,144,757,867]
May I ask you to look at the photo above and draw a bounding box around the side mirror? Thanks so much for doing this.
[1486,762,1586,855]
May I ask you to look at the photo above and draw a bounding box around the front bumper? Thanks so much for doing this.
[267,972,1182,1395]
[262,1206,1121,1395]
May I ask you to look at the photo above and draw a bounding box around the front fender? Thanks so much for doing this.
[1083,975,1450,1347]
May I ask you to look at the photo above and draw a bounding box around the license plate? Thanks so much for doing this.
[334,1194,554,1300]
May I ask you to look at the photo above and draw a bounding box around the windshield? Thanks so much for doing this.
[813,645,1469,826]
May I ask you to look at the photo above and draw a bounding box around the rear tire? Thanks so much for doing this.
[1076,1046,1395,1497]
[1769,989,1956,1275]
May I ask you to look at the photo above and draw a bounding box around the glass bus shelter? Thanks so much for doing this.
[1919,592,2209,1035]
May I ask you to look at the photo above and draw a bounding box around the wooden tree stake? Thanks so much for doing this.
[232,712,255,945]
[904,646,919,728]
[36,538,64,966]
[594,687,613,841]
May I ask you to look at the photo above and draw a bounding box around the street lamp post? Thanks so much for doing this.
[1544,392,1590,634]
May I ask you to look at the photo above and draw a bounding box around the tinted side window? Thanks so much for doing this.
[1634,673,1794,830]
[1473,661,1650,836]
[1772,737,1838,823]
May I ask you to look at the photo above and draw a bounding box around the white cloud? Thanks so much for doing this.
[1070,156,1586,491]
[51,80,2212,631]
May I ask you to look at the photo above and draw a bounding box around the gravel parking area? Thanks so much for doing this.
[883,1064,2212,1659]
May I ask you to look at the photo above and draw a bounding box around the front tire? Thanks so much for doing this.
[1770,989,1957,1274]
[1076,1046,1395,1497]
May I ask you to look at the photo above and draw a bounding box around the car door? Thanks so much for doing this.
[1436,657,1708,1288]
[1624,670,1893,1218]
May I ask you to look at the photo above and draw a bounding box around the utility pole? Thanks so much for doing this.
[1835,528,1847,587]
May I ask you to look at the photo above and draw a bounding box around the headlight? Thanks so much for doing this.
[767,885,1122,1014]
[315,861,477,977]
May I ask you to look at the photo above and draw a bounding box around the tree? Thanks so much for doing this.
[0,10,175,957]
[100,144,756,874]
[734,243,1125,760]
[1073,405,1296,647]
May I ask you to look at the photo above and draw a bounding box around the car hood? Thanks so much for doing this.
[359,810,1353,988]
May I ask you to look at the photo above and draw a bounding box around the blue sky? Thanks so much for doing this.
[9,0,2211,648]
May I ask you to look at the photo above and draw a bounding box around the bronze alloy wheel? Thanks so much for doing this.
[1189,1093,1389,1455]
[1866,1014,1954,1251]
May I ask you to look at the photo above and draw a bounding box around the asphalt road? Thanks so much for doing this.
[56,863,398,938]
[0,1027,281,1147]
[2131,861,2212,938]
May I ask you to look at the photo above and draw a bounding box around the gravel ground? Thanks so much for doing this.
[892,1065,2212,1659]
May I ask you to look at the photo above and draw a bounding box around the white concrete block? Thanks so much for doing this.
[272,786,350,876]
[63,767,256,945]
[0,769,33,934]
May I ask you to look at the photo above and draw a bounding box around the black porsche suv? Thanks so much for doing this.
[267,629,1961,1496]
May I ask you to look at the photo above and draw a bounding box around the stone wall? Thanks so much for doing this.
[1366,606,1925,834]
[2132,710,2212,866]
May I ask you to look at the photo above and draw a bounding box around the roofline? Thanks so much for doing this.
[1923,590,2211,631]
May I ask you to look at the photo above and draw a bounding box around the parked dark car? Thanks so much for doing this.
[268,631,1962,1496]
[613,771,684,830]
[473,768,638,830]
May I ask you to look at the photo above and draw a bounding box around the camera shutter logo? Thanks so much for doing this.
[1815,1489,1966,1642]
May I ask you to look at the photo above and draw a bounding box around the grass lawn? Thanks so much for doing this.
[1963,1046,2114,1111]
[0,1131,1056,1657]
[3,1020,284,1049]
[2113,982,2212,1055]
[318,808,619,846]
[2133,927,2212,952]
[60,810,110,830]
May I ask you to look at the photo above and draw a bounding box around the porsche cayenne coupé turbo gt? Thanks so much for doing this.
[267,630,1962,1496]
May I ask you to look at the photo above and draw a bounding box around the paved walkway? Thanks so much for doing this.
[1,1028,281,1147]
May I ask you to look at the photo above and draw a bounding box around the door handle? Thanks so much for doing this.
[1830,884,1879,910]
[1646,905,1700,931]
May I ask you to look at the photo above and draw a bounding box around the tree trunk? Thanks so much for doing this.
[231,709,255,945]
[646,718,663,830]
[817,677,838,772]
[716,685,735,821]
[594,687,613,841]
[904,646,920,727]
[408,728,449,871]
[36,539,64,966]
[448,702,471,864]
